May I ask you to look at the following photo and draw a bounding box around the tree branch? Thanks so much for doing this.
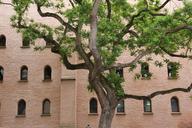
[103,50,149,70]
[155,0,171,11]
[106,0,111,20]
[0,1,14,7]
[89,0,103,79]
[35,3,77,32]
[123,83,192,100]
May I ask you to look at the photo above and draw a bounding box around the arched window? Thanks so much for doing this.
[42,99,51,115]
[143,98,152,112]
[18,99,26,115]
[44,65,52,80]
[0,66,4,81]
[117,100,125,113]
[116,68,123,78]
[20,66,28,80]
[141,62,150,78]
[171,97,180,112]
[89,98,98,113]
[0,34,6,47]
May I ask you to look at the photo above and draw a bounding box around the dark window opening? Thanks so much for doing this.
[141,63,150,78]
[144,98,152,112]
[171,97,180,112]
[117,100,125,113]
[89,98,98,113]
[0,66,4,81]
[116,68,123,78]
[0,34,6,47]
[20,66,28,80]
[22,37,30,47]
[42,99,51,114]
[167,62,179,79]
[44,65,52,80]
[18,99,26,115]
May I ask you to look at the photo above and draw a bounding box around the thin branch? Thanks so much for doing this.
[155,0,171,11]
[103,50,149,70]
[159,24,192,59]
[106,0,111,20]
[123,83,192,100]
[69,0,75,8]
[0,1,14,7]
[36,3,77,32]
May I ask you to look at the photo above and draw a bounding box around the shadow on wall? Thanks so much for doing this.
[178,121,192,128]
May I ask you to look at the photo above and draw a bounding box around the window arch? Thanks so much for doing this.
[117,100,125,113]
[42,99,51,115]
[171,97,180,112]
[143,98,152,112]
[0,66,4,81]
[20,66,28,80]
[0,34,6,46]
[44,65,52,80]
[89,98,98,113]
[18,99,26,115]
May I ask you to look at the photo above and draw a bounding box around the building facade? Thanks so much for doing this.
[0,1,192,128]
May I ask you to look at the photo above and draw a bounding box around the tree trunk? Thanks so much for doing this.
[98,107,115,128]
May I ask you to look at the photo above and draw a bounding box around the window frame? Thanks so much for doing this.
[17,99,26,116]
[0,34,6,47]
[20,66,28,81]
[44,65,52,81]
[116,100,125,113]
[171,97,180,112]
[143,98,152,112]
[89,98,98,114]
[0,66,4,81]
[42,99,51,115]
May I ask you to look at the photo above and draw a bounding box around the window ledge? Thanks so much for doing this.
[143,112,153,115]
[171,112,181,115]
[16,115,26,118]
[141,77,151,80]
[41,114,51,117]
[116,112,126,115]
[42,79,52,82]
[168,77,178,80]
[18,80,28,82]
[88,113,98,116]
[20,46,30,48]
[0,46,6,49]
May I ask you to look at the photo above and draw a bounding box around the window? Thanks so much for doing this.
[42,99,51,115]
[44,65,52,80]
[117,100,125,113]
[171,97,180,112]
[89,98,98,113]
[116,68,123,77]
[167,62,179,79]
[20,66,28,80]
[0,34,6,47]
[22,37,30,47]
[0,66,4,81]
[141,62,150,78]
[17,99,26,115]
[143,98,152,112]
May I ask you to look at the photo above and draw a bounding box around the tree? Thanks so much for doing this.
[1,0,192,128]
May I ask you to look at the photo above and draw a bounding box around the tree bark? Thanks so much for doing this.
[99,106,115,128]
